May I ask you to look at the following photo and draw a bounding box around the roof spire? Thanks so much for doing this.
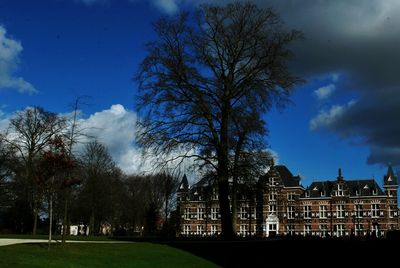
[337,168,343,181]
[387,162,394,177]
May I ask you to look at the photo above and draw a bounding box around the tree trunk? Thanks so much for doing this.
[62,189,68,243]
[231,177,237,234]
[33,205,38,236]
[89,211,95,236]
[48,191,53,250]
[217,103,234,239]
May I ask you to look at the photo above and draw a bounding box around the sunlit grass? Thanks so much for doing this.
[0,242,219,268]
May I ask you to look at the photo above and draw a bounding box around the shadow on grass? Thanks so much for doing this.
[113,235,400,267]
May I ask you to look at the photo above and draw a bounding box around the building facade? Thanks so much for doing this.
[177,165,399,238]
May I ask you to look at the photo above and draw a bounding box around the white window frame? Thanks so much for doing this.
[355,204,363,218]
[287,206,294,219]
[269,204,277,214]
[196,225,204,235]
[371,204,379,218]
[211,225,217,235]
[319,205,327,219]
[304,225,311,235]
[240,205,248,219]
[336,205,345,218]
[304,205,312,219]
[183,225,191,235]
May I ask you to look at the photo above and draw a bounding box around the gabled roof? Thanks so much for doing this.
[259,165,302,188]
[303,179,385,198]
[275,165,301,187]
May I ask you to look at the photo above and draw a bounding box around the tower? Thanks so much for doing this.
[383,164,398,230]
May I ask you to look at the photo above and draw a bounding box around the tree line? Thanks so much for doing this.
[0,106,179,238]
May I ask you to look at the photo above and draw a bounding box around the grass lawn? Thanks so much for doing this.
[0,243,219,268]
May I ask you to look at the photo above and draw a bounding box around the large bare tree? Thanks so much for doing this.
[5,107,66,235]
[136,2,302,238]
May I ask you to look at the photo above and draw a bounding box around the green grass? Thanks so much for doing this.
[0,243,219,268]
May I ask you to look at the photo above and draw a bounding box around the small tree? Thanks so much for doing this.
[37,135,76,249]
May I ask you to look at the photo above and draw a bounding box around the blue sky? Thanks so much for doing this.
[1,0,398,187]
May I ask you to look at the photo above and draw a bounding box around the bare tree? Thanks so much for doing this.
[61,96,91,243]
[78,140,116,235]
[5,107,66,235]
[136,2,302,238]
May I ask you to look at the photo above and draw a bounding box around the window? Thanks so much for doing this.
[389,207,394,218]
[319,224,328,237]
[321,191,326,197]
[287,206,295,219]
[184,208,190,220]
[336,224,345,237]
[355,190,360,196]
[183,225,191,235]
[197,225,204,235]
[371,204,379,218]
[197,207,205,220]
[371,224,379,236]
[319,205,327,219]
[239,225,248,236]
[336,205,345,218]
[388,190,393,197]
[372,189,377,195]
[269,193,276,201]
[212,188,218,200]
[269,224,277,231]
[304,225,311,235]
[211,206,219,220]
[287,193,295,201]
[287,224,295,235]
[211,225,218,235]
[269,177,275,185]
[240,205,248,219]
[355,204,363,218]
[304,205,312,219]
[355,224,363,236]
[336,184,344,196]
[269,204,277,214]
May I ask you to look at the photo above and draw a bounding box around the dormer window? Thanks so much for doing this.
[269,177,275,185]
[372,189,377,195]
[355,190,360,196]
[305,191,310,198]
[321,190,326,197]
[388,190,393,197]
[336,184,344,196]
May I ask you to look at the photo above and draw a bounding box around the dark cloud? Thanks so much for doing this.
[260,0,400,166]
[160,0,400,166]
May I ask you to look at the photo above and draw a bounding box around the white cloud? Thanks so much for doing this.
[153,0,180,14]
[76,104,142,174]
[0,26,36,94]
[310,100,356,131]
[314,84,336,100]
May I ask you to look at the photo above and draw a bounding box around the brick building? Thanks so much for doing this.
[177,165,399,237]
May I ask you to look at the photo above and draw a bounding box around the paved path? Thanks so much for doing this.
[0,238,131,247]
